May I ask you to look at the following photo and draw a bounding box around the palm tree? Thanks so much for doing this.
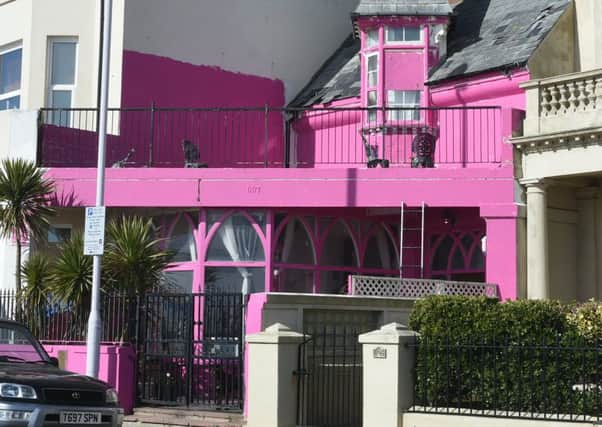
[0,159,55,293]
[50,232,93,334]
[20,254,53,335]
[104,215,173,295]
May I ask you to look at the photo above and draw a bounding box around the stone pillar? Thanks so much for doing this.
[359,323,419,427]
[524,179,550,299]
[577,187,600,300]
[246,323,305,427]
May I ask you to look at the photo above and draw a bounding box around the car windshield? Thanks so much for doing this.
[0,324,47,363]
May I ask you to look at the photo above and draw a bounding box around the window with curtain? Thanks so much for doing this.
[273,218,316,293]
[166,214,197,263]
[206,211,266,295]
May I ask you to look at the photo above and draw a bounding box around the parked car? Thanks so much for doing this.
[0,320,123,426]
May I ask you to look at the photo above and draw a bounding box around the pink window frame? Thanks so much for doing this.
[427,230,486,280]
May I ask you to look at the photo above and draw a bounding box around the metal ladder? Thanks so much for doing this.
[399,202,426,279]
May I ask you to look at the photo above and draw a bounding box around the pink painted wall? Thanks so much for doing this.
[41,50,289,168]
[384,50,424,92]
[43,344,136,415]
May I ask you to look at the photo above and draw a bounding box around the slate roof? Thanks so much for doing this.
[289,35,361,107]
[353,0,452,17]
[290,0,571,106]
[428,0,570,83]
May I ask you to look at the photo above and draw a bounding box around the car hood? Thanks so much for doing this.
[0,362,109,391]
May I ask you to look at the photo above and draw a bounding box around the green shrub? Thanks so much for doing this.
[409,296,600,416]
[567,300,602,342]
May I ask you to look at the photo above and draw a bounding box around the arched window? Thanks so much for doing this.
[205,211,266,294]
[363,224,399,270]
[166,213,197,263]
[429,231,485,282]
[273,217,316,293]
[319,220,359,294]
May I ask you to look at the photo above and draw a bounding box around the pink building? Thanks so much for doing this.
[1,0,574,415]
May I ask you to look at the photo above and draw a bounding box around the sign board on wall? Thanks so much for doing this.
[84,207,106,256]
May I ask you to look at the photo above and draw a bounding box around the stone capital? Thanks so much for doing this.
[521,178,548,193]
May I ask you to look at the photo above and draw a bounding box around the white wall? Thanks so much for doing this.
[0,0,124,110]
[123,0,359,102]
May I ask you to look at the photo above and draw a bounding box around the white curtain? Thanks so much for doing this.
[217,215,262,295]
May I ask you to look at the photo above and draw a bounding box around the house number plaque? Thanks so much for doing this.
[373,347,387,359]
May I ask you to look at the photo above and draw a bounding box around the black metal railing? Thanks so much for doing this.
[0,289,135,343]
[38,106,503,168]
[296,325,364,427]
[411,336,602,422]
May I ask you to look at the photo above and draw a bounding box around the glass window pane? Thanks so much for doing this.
[206,213,265,261]
[51,41,76,85]
[432,236,453,271]
[0,49,22,94]
[161,270,194,293]
[451,247,465,269]
[461,234,474,253]
[275,268,314,293]
[366,29,379,47]
[0,95,19,111]
[205,267,265,294]
[320,221,357,267]
[470,248,485,270]
[367,91,377,106]
[275,219,315,265]
[367,55,378,71]
[319,270,352,294]
[49,91,72,126]
[364,227,399,270]
[386,27,404,42]
[404,27,421,41]
[167,215,197,262]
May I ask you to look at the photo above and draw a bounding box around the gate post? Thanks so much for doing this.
[246,323,304,427]
[359,323,419,427]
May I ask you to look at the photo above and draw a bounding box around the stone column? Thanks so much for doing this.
[577,187,600,300]
[246,323,305,427]
[359,323,419,427]
[524,179,550,299]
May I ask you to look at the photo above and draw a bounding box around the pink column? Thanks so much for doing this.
[481,204,522,300]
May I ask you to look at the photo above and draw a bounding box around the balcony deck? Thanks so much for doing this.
[38,106,511,170]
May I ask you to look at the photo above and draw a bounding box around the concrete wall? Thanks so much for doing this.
[528,2,576,79]
[0,0,124,110]
[547,186,578,302]
[404,413,601,427]
[575,0,602,71]
[122,0,359,103]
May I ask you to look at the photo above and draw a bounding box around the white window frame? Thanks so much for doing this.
[367,90,378,123]
[385,25,423,45]
[47,36,78,124]
[365,29,379,48]
[388,90,421,121]
[0,43,22,110]
[47,224,72,244]
[366,52,379,88]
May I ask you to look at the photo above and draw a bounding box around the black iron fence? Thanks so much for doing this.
[38,105,503,168]
[411,335,602,423]
[296,325,364,427]
[0,289,134,343]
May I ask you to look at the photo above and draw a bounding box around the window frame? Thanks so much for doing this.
[0,43,22,111]
[47,224,72,244]
[385,25,423,45]
[365,29,379,48]
[46,37,78,124]
[387,90,421,121]
[366,52,379,89]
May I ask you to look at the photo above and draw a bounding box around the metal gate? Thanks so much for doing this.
[296,311,378,427]
[137,292,244,410]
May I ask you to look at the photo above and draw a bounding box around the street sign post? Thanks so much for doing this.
[84,207,106,256]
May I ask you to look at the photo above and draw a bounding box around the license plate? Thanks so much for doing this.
[60,412,102,424]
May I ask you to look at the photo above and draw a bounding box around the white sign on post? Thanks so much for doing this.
[84,207,106,256]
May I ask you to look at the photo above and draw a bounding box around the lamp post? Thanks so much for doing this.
[86,0,112,378]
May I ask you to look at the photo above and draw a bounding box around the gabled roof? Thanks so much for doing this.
[352,0,453,17]
[428,0,570,83]
[290,0,571,106]
[289,35,361,108]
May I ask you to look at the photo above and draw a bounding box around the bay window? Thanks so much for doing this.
[388,90,421,121]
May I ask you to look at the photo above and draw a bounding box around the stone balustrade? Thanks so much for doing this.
[522,69,602,137]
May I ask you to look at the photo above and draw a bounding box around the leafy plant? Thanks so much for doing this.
[104,215,173,295]
[0,159,55,293]
[19,254,53,334]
